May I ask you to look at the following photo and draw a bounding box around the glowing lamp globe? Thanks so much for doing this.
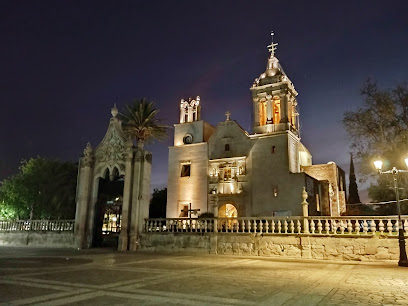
[374,159,383,171]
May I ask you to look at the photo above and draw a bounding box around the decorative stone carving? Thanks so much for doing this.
[82,142,93,167]
[95,127,126,164]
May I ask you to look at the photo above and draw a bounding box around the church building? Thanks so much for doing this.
[166,37,346,218]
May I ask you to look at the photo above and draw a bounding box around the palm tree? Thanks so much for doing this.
[118,99,168,147]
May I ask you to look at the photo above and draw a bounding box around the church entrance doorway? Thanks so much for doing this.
[218,203,238,218]
[93,168,124,248]
[218,204,238,232]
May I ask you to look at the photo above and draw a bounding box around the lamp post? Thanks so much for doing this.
[374,158,408,267]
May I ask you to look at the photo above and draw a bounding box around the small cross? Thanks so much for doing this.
[267,31,278,57]
[225,111,231,121]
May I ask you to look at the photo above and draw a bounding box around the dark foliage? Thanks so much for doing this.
[149,188,167,218]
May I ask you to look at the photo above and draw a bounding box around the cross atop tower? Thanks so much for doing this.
[225,111,231,121]
[267,31,278,58]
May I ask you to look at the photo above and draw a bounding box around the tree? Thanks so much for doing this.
[348,154,361,204]
[342,80,408,205]
[118,98,168,147]
[0,157,77,220]
[149,188,167,218]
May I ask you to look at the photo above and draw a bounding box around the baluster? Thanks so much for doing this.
[247,220,251,232]
[317,220,322,234]
[296,220,302,233]
[290,220,295,233]
[347,219,353,234]
[241,220,245,232]
[253,220,257,232]
[277,220,282,234]
[404,220,408,236]
[387,219,393,235]
[370,220,376,235]
[354,220,360,234]
[259,220,263,234]
[325,220,330,234]
[271,220,275,233]
[378,220,384,234]
[331,220,337,235]
[310,220,315,234]
[284,220,288,234]
[265,220,269,233]
[362,220,368,234]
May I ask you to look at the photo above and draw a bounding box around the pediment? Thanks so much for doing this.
[94,118,128,165]
[208,120,254,159]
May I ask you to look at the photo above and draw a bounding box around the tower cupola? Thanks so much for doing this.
[250,33,299,136]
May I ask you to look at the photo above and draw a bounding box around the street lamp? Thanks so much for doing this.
[374,158,408,267]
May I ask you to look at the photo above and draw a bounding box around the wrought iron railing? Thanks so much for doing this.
[0,220,75,232]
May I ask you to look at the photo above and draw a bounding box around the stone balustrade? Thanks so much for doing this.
[144,216,408,237]
[0,220,75,232]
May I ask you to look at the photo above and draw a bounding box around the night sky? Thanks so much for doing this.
[1,1,408,201]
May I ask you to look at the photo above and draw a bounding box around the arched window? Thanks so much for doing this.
[273,97,281,123]
[259,100,267,126]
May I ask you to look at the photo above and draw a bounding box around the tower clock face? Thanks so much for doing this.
[183,134,193,144]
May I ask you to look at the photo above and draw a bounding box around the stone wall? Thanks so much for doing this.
[0,231,75,248]
[140,232,400,262]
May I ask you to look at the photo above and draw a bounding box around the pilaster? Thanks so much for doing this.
[74,143,93,249]
[118,140,134,251]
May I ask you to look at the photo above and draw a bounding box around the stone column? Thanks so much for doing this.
[266,96,273,124]
[279,93,289,123]
[301,187,309,233]
[253,99,259,127]
[74,143,93,249]
[118,140,134,251]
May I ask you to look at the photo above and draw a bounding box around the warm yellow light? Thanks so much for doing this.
[405,157,408,168]
[374,159,383,171]
[112,217,117,222]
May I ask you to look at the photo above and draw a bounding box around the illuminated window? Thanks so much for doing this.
[316,194,320,211]
[225,144,230,151]
[273,98,281,123]
[273,186,278,197]
[259,100,267,126]
[181,164,191,177]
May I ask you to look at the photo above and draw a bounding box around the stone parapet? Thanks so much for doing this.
[140,232,403,262]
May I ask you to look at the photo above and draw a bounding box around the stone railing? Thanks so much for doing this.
[144,216,408,237]
[0,220,75,232]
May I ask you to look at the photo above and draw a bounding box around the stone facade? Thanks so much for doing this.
[167,39,346,218]
[140,232,400,262]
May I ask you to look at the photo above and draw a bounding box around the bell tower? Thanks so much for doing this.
[179,96,201,123]
[250,33,299,135]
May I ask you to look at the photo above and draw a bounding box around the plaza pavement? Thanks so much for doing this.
[0,247,407,305]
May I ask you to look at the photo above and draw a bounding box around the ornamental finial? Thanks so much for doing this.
[111,103,118,117]
[267,31,278,58]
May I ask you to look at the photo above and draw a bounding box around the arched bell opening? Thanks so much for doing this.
[93,166,124,248]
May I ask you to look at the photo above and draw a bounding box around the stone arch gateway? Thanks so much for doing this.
[75,105,152,251]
